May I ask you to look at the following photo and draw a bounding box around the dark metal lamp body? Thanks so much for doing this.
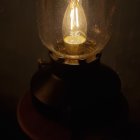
[18,1,127,138]
[30,57,128,138]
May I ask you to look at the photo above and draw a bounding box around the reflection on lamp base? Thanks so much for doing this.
[17,58,129,140]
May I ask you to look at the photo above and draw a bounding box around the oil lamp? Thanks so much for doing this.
[18,0,128,139]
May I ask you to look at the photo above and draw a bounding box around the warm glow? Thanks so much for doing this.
[64,35,86,45]
[62,0,87,45]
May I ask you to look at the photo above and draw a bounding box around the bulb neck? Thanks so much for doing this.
[42,53,101,82]
[49,50,101,66]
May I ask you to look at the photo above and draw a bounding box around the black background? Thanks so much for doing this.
[0,0,140,139]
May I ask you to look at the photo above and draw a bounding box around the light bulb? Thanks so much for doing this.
[62,0,87,45]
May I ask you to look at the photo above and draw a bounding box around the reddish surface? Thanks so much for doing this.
[17,93,71,140]
[17,93,108,140]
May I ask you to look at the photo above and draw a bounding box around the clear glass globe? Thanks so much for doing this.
[37,0,117,65]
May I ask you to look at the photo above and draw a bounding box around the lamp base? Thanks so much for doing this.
[17,93,71,140]
[17,93,128,140]
[18,58,128,139]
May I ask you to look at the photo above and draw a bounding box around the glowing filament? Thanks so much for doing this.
[62,0,87,45]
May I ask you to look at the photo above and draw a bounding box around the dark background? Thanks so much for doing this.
[0,0,140,139]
